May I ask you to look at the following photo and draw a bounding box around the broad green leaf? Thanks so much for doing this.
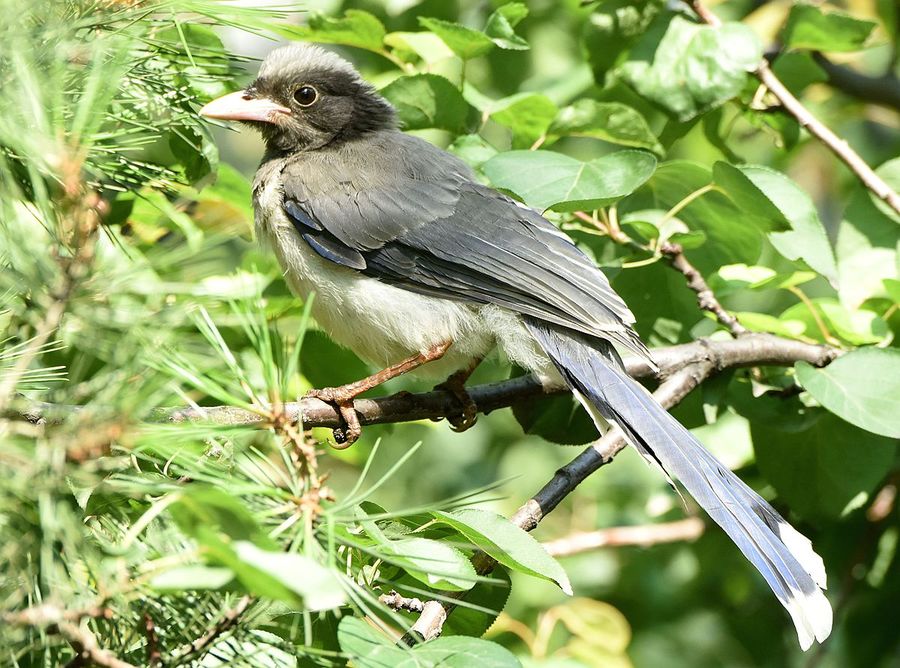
[780,299,889,345]
[836,187,898,308]
[796,348,900,438]
[150,565,235,591]
[771,52,828,94]
[449,134,498,170]
[489,93,557,148]
[442,568,511,638]
[234,542,347,611]
[631,161,762,274]
[752,407,895,520]
[485,2,529,50]
[410,637,521,667]
[549,100,662,154]
[433,508,572,594]
[337,617,522,668]
[731,311,808,339]
[285,10,386,52]
[483,149,657,212]
[384,31,454,64]
[381,74,473,133]
[618,14,762,121]
[583,0,663,83]
[713,164,838,283]
[872,157,900,224]
[783,4,877,52]
[387,537,477,591]
[418,17,495,60]
[512,389,599,445]
[170,124,218,184]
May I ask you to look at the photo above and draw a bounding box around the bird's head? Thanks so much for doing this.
[200,43,396,153]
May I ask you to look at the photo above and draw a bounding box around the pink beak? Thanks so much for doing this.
[199,90,291,123]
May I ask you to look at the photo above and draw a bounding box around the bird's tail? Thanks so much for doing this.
[525,319,832,650]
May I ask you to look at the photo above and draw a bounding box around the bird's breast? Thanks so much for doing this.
[252,169,494,378]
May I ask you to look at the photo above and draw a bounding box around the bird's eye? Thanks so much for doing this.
[293,85,318,107]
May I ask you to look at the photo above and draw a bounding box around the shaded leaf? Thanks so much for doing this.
[549,100,663,154]
[796,348,900,438]
[485,2,529,50]
[489,93,557,148]
[387,537,477,591]
[752,406,895,520]
[381,73,473,133]
[285,10,386,52]
[783,4,877,52]
[483,149,657,212]
[618,14,762,121]
[418,17,494,60]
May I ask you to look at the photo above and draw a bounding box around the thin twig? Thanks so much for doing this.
[143,613,161,667]
[171,595,253,663]
[60,622,139,668]
[689,0,900,216]
[660,242,748,337]
[542,517,705,557]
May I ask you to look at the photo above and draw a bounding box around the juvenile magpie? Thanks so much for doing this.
[200,43,832,649]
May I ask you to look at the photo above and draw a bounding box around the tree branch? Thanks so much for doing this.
[542,517,705,557]
[660,241,747,336]
[400,359,719,642]
[171,595,253,663]
[689,0,900,217]
[812,53,900,113]
[15,333,837,432]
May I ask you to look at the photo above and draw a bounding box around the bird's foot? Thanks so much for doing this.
[305,386,362,448]
[435,372,478,433]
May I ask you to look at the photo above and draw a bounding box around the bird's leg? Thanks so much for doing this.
[307,340,453,447]
[434,356,483,433]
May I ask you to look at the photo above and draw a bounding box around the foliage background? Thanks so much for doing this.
[1,0,898,667]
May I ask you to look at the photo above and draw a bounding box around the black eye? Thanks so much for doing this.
[293,85,318,107]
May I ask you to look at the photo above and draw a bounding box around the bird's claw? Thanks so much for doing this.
[305,387,362,448]
[435,376,478,433]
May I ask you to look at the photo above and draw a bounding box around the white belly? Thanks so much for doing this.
[254,171,556,381]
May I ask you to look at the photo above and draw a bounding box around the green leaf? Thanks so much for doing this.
[337,617,522,668]
[433,508,572,594]
[483,149,657,212]
[387,537,477,591]
[381,74,473,133]
[410,636,521,667]
[780,299,889,345]
[512,391,599,446]
[713,164,838,283]
[449,134,498,170]
[618,14,762,121]
[549,100,662,154]
[583,0,663,83]
[752,407,895,520]
[836,187,898,309]
[233,542,347,611]
[442,568,511,638]
[489,93,557,148]
[783,4,877,52]
[384,31,454,65]
[150,565,235,591]
[632,161,762,274]
[485,3,530,50]
[285,10,387,52]
[418,17,495,60]
[872,157,900,224]
[169,125,218,184]
[796,348,900,438]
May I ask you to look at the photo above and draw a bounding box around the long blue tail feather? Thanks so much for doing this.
[526,320,832,650]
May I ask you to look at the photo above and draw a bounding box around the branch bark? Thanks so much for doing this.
[689,0,900,217]
[16,333,838,432]
[813,53,900,113]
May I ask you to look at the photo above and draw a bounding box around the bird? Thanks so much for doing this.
[200,43,832,650]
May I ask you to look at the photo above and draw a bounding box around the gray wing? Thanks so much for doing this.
[279,147,649,360]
